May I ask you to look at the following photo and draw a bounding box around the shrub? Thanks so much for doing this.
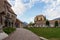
[3,27,16,34]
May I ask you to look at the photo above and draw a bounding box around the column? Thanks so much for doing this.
[0,16,3,33]
[0,24,3,33]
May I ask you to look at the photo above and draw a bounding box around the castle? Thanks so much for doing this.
[34,15,60,27]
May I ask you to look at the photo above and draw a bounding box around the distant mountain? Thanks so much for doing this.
[23,22,28,25]
[23,22,28,27]
[54,17,60,20]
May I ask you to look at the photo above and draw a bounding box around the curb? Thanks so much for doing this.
[40,37,48,40]
[0,32,8,40]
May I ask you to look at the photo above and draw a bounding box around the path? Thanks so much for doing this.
[3,28,40,40]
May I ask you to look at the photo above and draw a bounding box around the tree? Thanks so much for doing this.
[55,21,58,27]
[46,20,50,27]
[29,22,34,27]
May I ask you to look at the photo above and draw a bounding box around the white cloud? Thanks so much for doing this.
[12,0,26,15]
[41,0,60,20]
[8,0,41,23]
[28,17,35,23]
[8,0,60,22]
[8,0,41,17]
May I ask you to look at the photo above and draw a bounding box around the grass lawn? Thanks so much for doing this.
[24,27,60,40]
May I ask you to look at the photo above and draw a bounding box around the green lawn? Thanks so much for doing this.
[24,27,60,40]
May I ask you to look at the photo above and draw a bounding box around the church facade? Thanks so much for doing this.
[34,15,60,27]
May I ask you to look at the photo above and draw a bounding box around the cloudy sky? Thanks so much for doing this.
[8,0,60,23]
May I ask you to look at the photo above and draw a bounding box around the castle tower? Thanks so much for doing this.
[34,15,46,27]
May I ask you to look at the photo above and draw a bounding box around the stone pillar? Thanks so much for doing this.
[12,21,15,28]
[0,24,3,33]
[13,22,16,28]
[0,16,3,33]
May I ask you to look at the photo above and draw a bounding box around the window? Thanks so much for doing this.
[5,19,8,27]
[12,22,13,27]
[7,13,10,18]
[40,18,42,21]
[9,22,11,26]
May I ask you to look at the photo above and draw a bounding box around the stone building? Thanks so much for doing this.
[0,0,17,32]
[15,19,24,28]
[49,20,60,27]
[3,0,17,28]
[34,15,46,27]
[34,15,60,27]
[15,19,28,28]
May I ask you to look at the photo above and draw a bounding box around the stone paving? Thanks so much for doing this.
[3,28,40,40]
[0,32,8,40]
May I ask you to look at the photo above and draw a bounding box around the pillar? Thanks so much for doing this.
[0,24,3,33]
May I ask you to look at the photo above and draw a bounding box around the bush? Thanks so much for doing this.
[3,27,16,34]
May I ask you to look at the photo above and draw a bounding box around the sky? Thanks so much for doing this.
[8,0,60,23]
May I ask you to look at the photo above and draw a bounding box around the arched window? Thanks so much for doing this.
[40,18,42,21]
[55,21,58,27]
